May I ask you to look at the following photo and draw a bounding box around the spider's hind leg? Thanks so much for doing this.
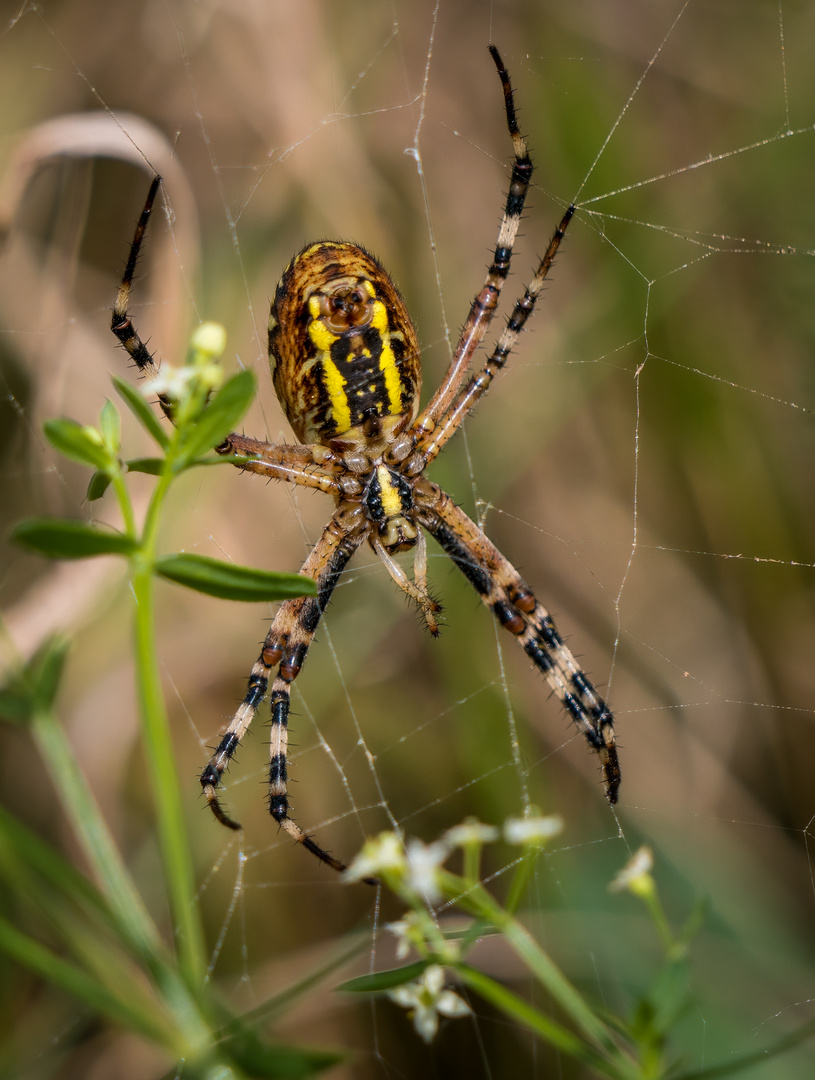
[420,482,620,803]
[519,602,619,803]
[200,511,367,875]
[200,657,272,832]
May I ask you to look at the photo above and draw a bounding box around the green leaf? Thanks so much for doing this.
[125,457,165,476]
[0,803,114,926]
[339,961,430,994]
[99,399,121,452]
[672,1018,815,1080]
[11,518,136,560]
[642,956,691,1036]
[154,552,317,602]
[218,1020,343,1078]
[0,684,31,724]
[44,418,111,470]
[0,914,175,1047]
[34,635,71,712]
[112,375,170,449]
[87,471,112,501]
[456,964,604,1067]
[178,369,256,464]
[0,636,68,724]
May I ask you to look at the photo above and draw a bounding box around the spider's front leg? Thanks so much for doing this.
[110,176,176,419]
[418,482,620,803]
[111,179,348,497]
[200,506,366,874]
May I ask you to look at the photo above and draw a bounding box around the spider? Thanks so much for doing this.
[111,46,620,877]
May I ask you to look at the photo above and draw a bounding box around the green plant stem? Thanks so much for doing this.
[443,871,638,1073]
[24,700,212,1056]
[0,913,181,1050]
[504,849,537,915]
[110,466,138,539]
[28,701,164,962]
[456,963,617,1078]
[639,886,675,956]
[131,558,207,990]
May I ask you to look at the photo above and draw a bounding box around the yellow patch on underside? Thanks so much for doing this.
[375,465,403,518]
[319,355,351,433]
[307,296,335,351]
[370,299,403,416]
[306,298,350,432]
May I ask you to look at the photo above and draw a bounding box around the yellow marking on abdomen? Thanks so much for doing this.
[307,297,353,433]
[371,300,403,416]
[320,355,351,432]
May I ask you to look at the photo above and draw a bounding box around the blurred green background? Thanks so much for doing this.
[1,1,814,1077]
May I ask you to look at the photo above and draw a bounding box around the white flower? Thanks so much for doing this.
[503,813,563,846]
[609,846,654,894]
[344,832,406,883]
[443,819,500,849]
[142,362,221,402]
[141,322,227,407]
[405,838,449,904]
[385,917,416,960]
[387,965,471,1042]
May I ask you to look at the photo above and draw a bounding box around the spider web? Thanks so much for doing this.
[1,1,814,1076]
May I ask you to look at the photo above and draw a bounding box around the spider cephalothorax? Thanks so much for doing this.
[112,46,620,878]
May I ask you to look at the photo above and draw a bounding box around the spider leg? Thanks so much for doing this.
[200,507,367,874]
[112,179,344,495]
[110,176,173,418]
[414,46,544,444]
[217,433,343,495]
[418,482,620,803]
[417,205,574,466]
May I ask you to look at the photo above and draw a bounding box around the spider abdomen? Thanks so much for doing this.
[268,241,421,451]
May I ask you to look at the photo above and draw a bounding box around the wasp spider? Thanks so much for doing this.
[112,46,620,877]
